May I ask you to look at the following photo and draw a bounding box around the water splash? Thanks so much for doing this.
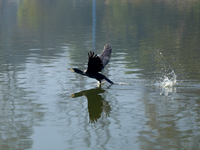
[156,70,177,87]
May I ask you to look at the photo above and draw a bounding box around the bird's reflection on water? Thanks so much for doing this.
[71,87,111,124]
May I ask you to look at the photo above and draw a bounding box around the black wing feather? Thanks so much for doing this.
[87,51,103,73]
[99,44,112,70]
[86,44,112,73]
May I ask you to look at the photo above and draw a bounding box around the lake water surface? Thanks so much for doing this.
[0,0,200,149]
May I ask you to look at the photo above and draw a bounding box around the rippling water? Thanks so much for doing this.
[0,0,200,149]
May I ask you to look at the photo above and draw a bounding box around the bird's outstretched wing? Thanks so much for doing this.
[87,51,103,73]
[99,44,112,70]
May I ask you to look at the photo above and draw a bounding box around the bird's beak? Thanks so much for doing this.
[71,94,74,97]
[70,68,74,72]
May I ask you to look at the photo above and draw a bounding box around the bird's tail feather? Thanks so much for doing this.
[103,76,114,84]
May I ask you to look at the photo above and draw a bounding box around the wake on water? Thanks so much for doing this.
[96,70,177,88]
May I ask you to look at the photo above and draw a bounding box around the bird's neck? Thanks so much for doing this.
[74,68,85,75]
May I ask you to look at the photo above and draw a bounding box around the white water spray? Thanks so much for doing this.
[157,70,177,87]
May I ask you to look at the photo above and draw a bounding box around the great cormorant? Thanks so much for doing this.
[71,44,113,84]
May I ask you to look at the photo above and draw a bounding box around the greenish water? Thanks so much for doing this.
[0,0,200,149]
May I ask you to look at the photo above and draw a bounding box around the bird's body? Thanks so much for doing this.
[71,44,113,84]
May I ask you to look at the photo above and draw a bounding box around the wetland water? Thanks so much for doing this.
[0,0,200,149]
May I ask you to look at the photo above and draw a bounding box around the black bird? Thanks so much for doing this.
[71,44,113,84]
